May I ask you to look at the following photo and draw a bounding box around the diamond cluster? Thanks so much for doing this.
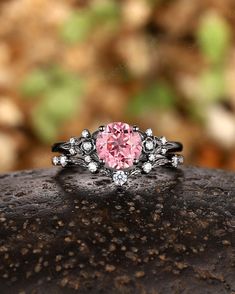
[52,122,183,186]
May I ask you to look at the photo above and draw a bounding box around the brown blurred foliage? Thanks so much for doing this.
[0,0,235,172]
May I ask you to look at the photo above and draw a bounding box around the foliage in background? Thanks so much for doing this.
[128,83,176,116]
[21,67,83,142]
[21,1,120,142]
[197,12,231,103]
[128,12,232,121]
[0,0,234,172]
[197,12,230,65]
[21,8,232,141]
[61,0,120,44]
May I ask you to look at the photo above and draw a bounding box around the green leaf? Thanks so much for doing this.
[48,66,71,85]
[61,11,92,44]
[47,66,83,94]
[22,65,84,141]
[32,108,58,142]
[151,83,175,108]
[21,69,50,98]
[197,12,230,64]
[128,83,175,115]
[40,87,79,123]
[199,68,226,102]
[91,1,120,23]
[61,2,120,44]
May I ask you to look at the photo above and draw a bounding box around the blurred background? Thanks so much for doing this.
[0,0,235,173]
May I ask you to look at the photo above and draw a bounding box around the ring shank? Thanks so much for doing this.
[52,142,67,153]
[166,141,183,153]
[52,141,183,153]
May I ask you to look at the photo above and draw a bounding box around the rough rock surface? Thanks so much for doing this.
[0,166,234,294]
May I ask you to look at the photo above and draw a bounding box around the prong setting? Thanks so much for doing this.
[113,171,128,186]
[82,129,90,138]
[52,122,183,185]
[99,159,105,165]
[99,125,105,132]
[133,159,139,165]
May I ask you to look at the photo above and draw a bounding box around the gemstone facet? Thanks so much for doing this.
[88,162,98,173]
[60,155,68,167]
[84,155,91,163]
[145,140,154,151]
[142,162,152,173]
[172,155,184,167]
[69,148,76,155]
[82,141,93,152]
[113,171,128,186]
[52,156,59,166]
[148,154,155,162]
[96,122,142,169]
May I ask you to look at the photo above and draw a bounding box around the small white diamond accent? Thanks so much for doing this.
[70,137,76,144]
[84,155,91,163]
[160,136,167,145]
[82,141,92,151]
[148,154,155,161]
[52,156,59,166]
[113,171,128,186]
[60,155,68,167]
[82,129,89,138]
[172,155,183,167]
[179,156,184,164]
[161,148,167,155]
[88,162,98,173]
[142,162,152,173]
[145,128,153,136]
[69,148,76,155]
[172,156,178,167]
[145,140,154,150]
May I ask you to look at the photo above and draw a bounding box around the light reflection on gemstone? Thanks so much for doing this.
[96,122,142,169]
[113,171,128,186]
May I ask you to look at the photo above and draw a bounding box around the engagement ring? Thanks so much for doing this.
[52,122,183,186]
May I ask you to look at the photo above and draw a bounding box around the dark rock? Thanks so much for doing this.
[0,166,234,294]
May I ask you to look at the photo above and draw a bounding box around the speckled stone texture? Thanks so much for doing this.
[0,166,234,294]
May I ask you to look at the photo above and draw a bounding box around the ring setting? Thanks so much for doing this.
[52,122,183,186]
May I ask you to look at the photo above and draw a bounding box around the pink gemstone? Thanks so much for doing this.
[96,122,142,169]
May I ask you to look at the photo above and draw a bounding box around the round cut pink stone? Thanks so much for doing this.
[96,122,142,169]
